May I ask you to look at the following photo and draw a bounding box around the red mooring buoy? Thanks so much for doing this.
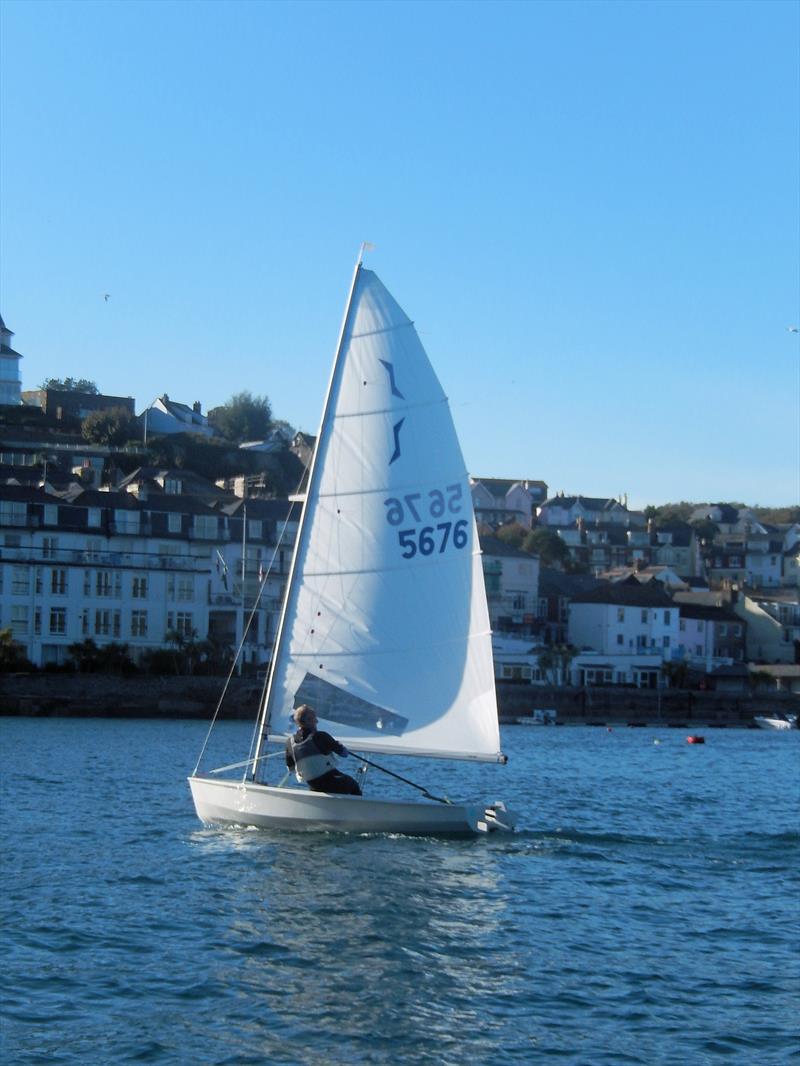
[686,735,705,744]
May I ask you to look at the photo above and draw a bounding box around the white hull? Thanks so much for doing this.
[189,776,516,836]
[754,716,797,731]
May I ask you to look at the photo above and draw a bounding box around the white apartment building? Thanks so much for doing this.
[480,534,539,634]
[0,483,298,669]
[568,578,681,660]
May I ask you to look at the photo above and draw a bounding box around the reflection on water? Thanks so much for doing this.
[3,720,798,1065]
[188,828,516,1063]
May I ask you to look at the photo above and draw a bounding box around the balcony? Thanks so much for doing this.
[188,528,230,541]
[0,544,202,571]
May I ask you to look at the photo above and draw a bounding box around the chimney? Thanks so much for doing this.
[193,401,202,414]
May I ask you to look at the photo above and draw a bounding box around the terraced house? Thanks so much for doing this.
[0,477,298,670]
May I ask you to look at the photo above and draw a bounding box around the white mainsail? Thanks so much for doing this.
[263,267,502,762]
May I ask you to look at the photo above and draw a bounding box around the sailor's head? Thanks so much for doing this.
[293,704,318,730]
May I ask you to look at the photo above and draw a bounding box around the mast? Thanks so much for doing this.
[252,249,366,778]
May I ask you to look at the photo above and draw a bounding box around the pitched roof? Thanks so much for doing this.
[541,495,625,511]
[571,580,675,607]
[538,567,603,598]
[471,477,547,498]
[678,604,741,623]
[479,534,532,560]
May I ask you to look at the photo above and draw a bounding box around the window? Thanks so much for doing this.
[168,611,193,638]
[168,513,182,533]
[0,501,26,527]
[719,624,728,636]
[248,519,263,540]
[641,609,648,622]
[177,576,193,602]
[35,568,43,594]
[616,633,624,645]
[86,538,103,561]
[11,566,29,595]
[131,610,148,637]
[34,608,41,636]
[680,619,686,631]
[663,635,670,649]
[81,609,89,635]
[93,610,121,638]
[695,645,703,656]
[512,593,526,610]
[51,569,67,595]
[617,607,625,622]
[49,608,66,634]
[192,515,218,539]
[42,536,58,558]
[164,478,182,495]
[132,575,148,599]
[44,505,59,525]
[114,510,139,534]
[88,507,102,528]
[96,572,113,597]
[698,620,705,631]
[734,624,742,637]
[664,610,671,624]
[11,605,28,636]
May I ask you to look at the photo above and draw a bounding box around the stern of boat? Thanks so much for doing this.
[475,801,517,833]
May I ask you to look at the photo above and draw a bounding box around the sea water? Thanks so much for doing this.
[1,718,798,1065]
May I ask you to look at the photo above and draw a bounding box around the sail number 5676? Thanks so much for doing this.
[383,484,463,526]
[384,485,468,560]
[398,520,468,559]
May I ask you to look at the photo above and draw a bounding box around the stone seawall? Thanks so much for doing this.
[497,683,800,727]
[0,674,261,719]
[1,674,796,728]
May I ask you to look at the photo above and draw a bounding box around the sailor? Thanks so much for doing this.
[285,704,362,796]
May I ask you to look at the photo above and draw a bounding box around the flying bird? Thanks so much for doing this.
[103,293,111,302]
[787,325,799,333]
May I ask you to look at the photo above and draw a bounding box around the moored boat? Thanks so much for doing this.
[753,714,797,731]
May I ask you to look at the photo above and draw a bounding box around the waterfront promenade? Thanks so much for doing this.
[1,674,796,728]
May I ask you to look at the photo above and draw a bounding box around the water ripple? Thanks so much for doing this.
[1,720,798,1065]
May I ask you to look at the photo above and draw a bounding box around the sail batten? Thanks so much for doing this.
[265,268,501,762]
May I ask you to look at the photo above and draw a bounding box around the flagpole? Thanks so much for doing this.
[239,502,247,675]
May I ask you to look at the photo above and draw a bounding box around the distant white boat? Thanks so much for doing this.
[517,709,557,726]
[754,714,797,731]
[189,254,517,836]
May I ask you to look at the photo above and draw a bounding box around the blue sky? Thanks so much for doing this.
[1,0,798,508]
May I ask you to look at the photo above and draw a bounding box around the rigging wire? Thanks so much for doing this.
[191,468,308,778]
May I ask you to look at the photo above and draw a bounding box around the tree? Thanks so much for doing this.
[67,639,103,673]
[691,518,720,545]
[165,627,200,675]
[522,527,569,567]
[67,638,136,674]
[661,660,689,689]
[0,627,34,672]
[81,406,137,446]
[538,643,577,685]
[209,391,272,443]
[40,377,99,394]
[495,522,528,549]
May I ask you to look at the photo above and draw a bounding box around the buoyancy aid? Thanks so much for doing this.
[289,731,337,783]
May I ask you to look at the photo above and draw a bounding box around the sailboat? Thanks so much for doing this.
[189,252,517,835]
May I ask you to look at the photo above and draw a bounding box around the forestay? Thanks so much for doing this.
[263,268,503,762]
